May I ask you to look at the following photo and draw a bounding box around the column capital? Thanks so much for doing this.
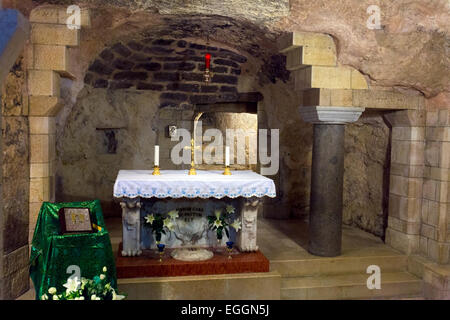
[299,106,365,124]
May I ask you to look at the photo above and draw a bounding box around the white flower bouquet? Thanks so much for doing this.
[41,267,125,300]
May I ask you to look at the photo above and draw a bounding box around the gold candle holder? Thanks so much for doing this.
[223,166,232,175]
[188,166,197,175]
[152,165,160,175]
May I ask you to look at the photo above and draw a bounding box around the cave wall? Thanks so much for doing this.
[0,56,30,299]
[344,111,390,238]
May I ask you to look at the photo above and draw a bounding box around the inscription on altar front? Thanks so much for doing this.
[178,207,204,222]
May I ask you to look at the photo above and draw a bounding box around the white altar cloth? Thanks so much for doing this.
[113,170,276,199]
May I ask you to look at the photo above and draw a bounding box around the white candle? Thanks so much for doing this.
[225,146,230,166]
[154,145,159,166]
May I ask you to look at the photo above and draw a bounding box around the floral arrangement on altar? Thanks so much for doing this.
[144,209,179,244]
[207,205,241,240]
[40,267,125,300]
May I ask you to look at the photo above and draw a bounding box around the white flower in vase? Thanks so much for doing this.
[102,266,107,272]
[100,274,106,280]
[145,214,155,224]
[41,294,49,300]
[230,219,242,231]
[163,217,175,231]
[213,219,223,228]
[91,294,101,300]
[225,205,235,214]
[48,287,57,295]
[63,277,80,295]
[214,209,222,219]
[168,210,179,220]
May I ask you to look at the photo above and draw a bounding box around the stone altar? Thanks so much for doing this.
[113,170,276,257]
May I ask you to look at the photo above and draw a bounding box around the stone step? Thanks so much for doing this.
[118,271,281,300]
[281,272,422,300]
[271,254,408,277]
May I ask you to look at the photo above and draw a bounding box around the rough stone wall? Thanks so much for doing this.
[344,111,390,238]
[0,56,30,299]
[57,88,160,215]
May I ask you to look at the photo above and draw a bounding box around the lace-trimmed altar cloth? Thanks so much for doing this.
[113,170,276,199]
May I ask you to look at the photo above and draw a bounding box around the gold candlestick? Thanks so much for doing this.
[152,165,160,175]
[223,166,232,175]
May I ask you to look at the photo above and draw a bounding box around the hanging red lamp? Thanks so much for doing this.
[204,53,212,83]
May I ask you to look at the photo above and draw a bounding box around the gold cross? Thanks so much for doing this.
[184,138,201,175]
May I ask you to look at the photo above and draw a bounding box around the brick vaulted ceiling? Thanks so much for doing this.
[84,37,267,109]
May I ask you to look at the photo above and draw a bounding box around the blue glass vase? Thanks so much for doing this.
[157,243,165,262]
[226,241,234,259]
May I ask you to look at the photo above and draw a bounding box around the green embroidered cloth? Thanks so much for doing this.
[29,200,117,299]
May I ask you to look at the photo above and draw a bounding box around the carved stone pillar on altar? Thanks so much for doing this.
[237,197,261,252]
[120,198,142,257]
[299,106,364,257]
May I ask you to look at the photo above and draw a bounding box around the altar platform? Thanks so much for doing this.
[107,217,423,300]
[115,243,269,278]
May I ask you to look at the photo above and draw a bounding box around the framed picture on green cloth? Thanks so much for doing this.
[58,207,95,234]
[29,200,117,299]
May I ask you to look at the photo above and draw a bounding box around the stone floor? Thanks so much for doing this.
[18,217,423,300]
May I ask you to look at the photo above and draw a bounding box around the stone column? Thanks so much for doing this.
[299,106,364,257]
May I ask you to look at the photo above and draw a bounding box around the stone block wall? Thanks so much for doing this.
[384,110,426,255]
[384,107,450,265]
[26,6,84,244]
[421,109,450,264]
